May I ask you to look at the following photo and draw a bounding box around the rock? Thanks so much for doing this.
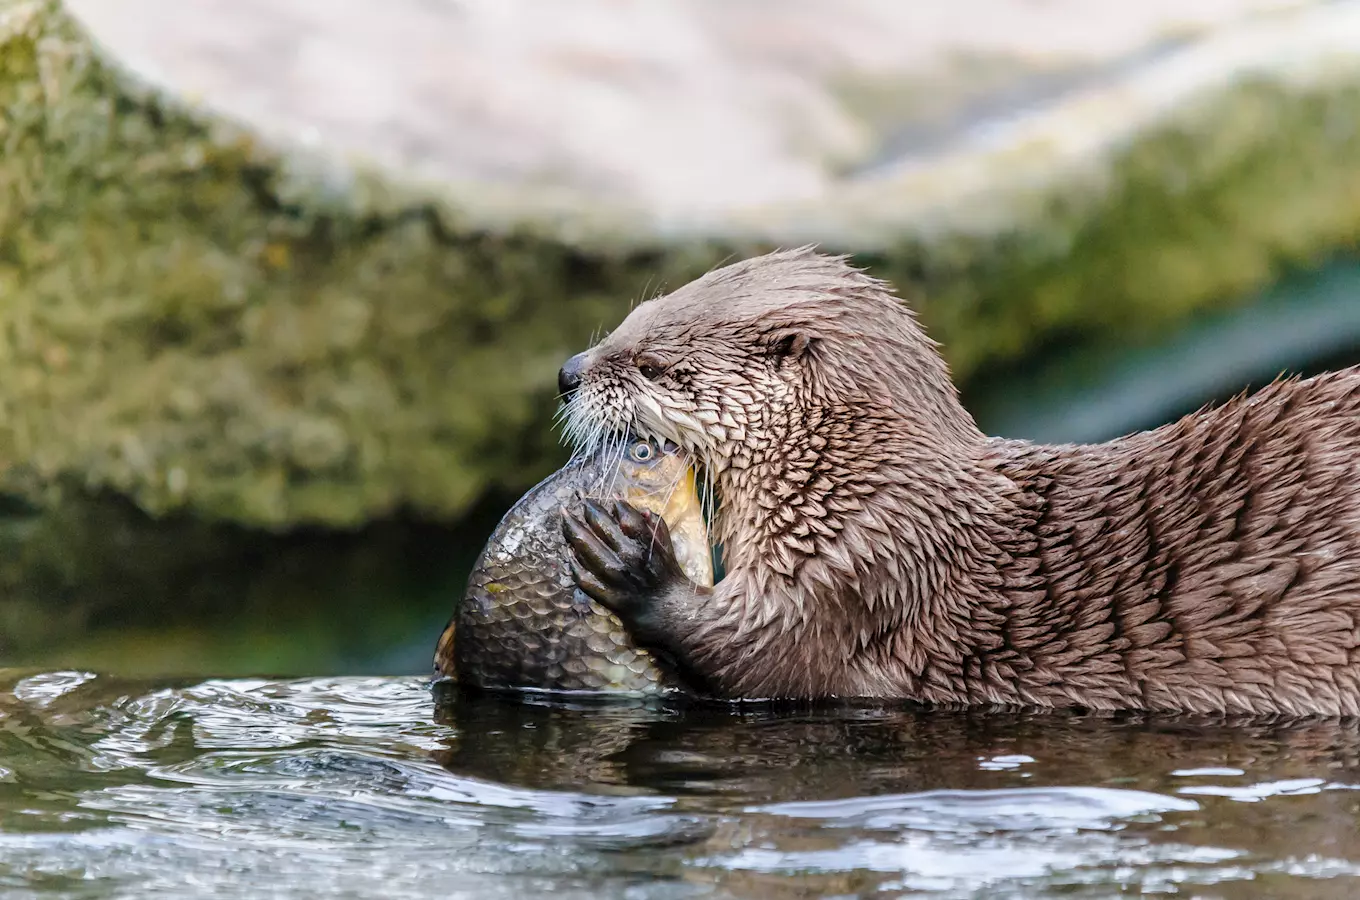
[4,0,1360,607]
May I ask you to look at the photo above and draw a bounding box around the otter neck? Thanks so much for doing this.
[709,393,998,638]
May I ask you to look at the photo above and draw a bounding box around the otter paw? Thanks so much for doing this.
[562,499,682,626]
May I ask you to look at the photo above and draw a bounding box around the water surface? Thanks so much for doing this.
[0,670,1358,898]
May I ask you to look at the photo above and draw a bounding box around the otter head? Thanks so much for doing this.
[558,247,984,576]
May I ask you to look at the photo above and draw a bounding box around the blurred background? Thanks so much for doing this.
[2,0,1359,677]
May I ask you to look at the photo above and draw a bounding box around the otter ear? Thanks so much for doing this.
[767,329,814,364]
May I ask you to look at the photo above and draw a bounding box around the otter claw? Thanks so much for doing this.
[609,499,655,540]
[567,556,612,604]
[562,499,681,617]
[562,507,620,577]
[581,499,629,553]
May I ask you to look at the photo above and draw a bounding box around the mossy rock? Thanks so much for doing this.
[0,0,745,529]
[4,0,1360,630]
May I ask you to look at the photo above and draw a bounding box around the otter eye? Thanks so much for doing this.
[627,440,656,462]
[635,354,667,381]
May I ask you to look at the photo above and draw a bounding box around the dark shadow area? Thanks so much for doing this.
[0,488,521,677]
[967,255,1360,443]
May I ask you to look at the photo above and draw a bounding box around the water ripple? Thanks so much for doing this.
[0,673,1357,898]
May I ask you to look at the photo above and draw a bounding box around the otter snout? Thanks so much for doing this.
[559,351,589,398]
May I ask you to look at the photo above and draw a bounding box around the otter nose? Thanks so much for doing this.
[558,352,589,398]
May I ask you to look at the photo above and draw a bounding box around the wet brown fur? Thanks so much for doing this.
[563,248,1360,714]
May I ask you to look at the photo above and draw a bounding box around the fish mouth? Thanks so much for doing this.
[696,466,725,581]
[600,424,726,583]
[635,426,726,583]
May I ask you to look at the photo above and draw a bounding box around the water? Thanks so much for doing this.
[1,671,1359,898]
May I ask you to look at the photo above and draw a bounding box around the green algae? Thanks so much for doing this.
[5,0,1360,622]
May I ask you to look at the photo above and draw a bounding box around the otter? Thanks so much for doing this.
[556,247,1360,716]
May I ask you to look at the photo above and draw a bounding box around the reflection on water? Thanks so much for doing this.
[0,672,1358,898]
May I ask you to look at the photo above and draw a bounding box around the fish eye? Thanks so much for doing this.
[627,440,656,462]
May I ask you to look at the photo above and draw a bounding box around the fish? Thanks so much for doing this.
[433,435,714,694]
